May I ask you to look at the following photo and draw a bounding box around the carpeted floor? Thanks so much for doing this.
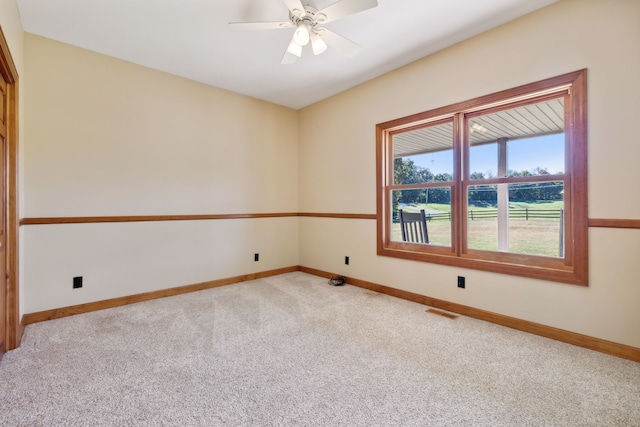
[1,272,639,426]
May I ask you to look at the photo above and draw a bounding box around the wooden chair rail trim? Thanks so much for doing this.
[19,213,300,225]
[299,266,640,362]
[588,219,640,229]
[20,215,638,227]
[23,266,298,324]
[298,212,377,219]
[19,212,377,225]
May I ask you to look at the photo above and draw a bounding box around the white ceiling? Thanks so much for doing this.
[17,0,557,110]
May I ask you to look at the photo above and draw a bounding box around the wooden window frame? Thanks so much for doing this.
[376,69,588,285]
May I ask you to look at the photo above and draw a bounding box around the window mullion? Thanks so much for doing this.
[454,112,464,256]
[497,137,509,252]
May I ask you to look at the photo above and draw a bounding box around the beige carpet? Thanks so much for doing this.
[1,272,638,426]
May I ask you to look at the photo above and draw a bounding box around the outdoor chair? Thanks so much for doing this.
[399,209,429,244]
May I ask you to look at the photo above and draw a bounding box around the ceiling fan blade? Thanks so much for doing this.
[281,33,301,64]
[318,28,362,57]
[228,21,293,31]
[281,51,299,64]
[316,0,378,24]
[281,0,305,17]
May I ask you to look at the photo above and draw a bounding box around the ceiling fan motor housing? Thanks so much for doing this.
[289,6,326,30]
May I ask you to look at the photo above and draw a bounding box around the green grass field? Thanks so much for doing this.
[393,201,564,257]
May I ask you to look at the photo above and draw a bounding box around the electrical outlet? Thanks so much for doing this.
[254,253,259,262]
[73,276,83,289]
[345,256,349,265]
[457,276,465,289]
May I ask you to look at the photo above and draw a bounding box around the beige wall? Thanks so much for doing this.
[23,34,300,312]
[299,0,640,347]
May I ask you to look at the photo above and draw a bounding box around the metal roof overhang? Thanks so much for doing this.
[393,98,564,158]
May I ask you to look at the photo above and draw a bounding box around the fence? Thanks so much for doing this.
[394,208,563,223]
[394,208,565,256]
[468,208,563,221]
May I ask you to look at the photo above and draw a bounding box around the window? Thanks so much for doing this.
[376,70,588,285]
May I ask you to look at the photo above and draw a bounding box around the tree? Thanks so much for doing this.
[392,159,563,209]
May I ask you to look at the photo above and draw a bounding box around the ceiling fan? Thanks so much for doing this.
[229,0,378,64]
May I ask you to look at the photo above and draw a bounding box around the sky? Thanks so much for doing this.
[410,133,565,177]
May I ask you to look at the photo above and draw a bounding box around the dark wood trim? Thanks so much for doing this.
[376,69,589,286]
[19,213,639,228]
[6,62,18,351]
[299,266,639,362]
[569,69,589,283]
[20,212,377,225]
[20,213,300,225]
[0,25,20,351]
[298,213,376,220]
[589,219,640,229]
[23,266,298,324]
[0,28,18,80]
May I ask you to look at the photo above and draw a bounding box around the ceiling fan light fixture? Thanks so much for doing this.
[293,22,310,46]
[286,38,303,57]
[229,0,379,63]
[310,30,327,55]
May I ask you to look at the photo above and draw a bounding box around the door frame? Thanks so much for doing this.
[0,25,20,352]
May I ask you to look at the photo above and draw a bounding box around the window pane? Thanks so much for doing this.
[467,182,565,257]
[393,122,453,184]
[467,185,499,251]
[391,189,451,246]
[469,143,497,179]
[508,134,565,176]
[469,98,565,180]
